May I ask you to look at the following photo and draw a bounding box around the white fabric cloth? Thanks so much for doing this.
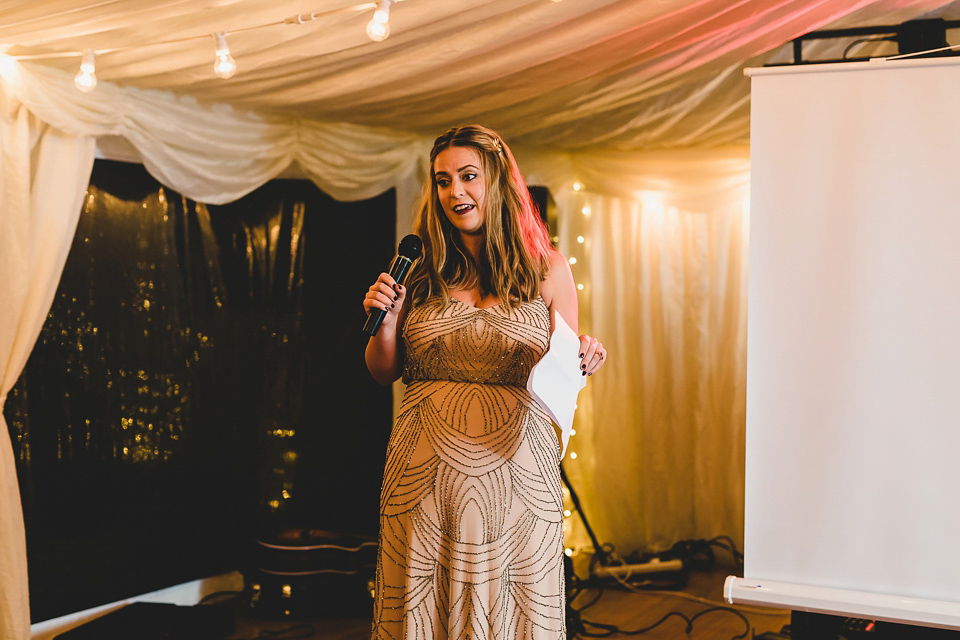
[535,148,752,553]
[2,0,954,152]
[0,78,96,640]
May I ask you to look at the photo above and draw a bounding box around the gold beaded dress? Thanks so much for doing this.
[372,295,566,639]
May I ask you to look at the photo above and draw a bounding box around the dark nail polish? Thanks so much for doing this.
[579,353,584,359]
[581,364,586,369]
[582,371,586,376]
[391,303,395,309]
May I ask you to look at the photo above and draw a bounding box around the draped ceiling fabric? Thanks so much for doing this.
[3,0,960,635]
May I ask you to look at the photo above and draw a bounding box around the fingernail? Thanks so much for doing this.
[582,371,586,376]
[579,353,584,359]
[588,372,593,376]
[391,303,395,308]
[581,364,586,369]
[394,295,398,301]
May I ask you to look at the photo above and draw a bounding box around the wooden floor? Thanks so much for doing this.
[566,568,790,639]
[226,567,790,639]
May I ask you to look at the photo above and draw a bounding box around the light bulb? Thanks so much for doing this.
[74,49,96,93]
[213,32,237,79]
[366,17,390,42]
[214,54,236,79]
[367,0,392,42]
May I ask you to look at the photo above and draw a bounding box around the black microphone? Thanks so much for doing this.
[363,234,423,336]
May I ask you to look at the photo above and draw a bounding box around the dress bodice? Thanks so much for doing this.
[402,296,550,386]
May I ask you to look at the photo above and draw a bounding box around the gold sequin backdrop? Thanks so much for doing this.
[2,160,395,622]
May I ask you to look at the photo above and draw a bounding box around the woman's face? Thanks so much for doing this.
[433,146,486,236]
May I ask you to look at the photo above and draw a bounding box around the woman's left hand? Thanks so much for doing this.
[578,334,606,377]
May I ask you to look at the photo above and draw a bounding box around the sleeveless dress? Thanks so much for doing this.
[372,296,566,640]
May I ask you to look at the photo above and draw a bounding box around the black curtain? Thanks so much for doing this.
[3,160,394,622]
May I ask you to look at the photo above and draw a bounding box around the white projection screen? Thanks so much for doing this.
[724,58,960,629]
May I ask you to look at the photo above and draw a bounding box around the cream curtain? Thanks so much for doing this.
[0,81,96,640]
[2,0,950,149]
[516,149,751,554]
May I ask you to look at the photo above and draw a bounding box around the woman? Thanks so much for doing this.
[363,125,605,639]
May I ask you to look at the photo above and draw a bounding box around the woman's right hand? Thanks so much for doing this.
[363,272,407,334]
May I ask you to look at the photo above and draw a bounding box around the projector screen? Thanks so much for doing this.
[725,58,960,629]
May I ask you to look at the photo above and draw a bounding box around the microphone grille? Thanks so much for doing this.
[398,234,423,260]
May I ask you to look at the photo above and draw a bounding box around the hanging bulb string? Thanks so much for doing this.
[5,0,411,63]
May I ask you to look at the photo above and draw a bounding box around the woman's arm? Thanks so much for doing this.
[363,274,411,385]
[541,249,578,334]
[541,249,606,376]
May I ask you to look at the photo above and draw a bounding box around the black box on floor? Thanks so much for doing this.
[243,528,376,620]
[791,611,960,640]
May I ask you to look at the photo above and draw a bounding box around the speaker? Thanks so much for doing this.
[243,528,376,619]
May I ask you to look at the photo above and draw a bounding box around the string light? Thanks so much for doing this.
[581,206,590,216]
[74,49,96,92]
[366,0,392,42]
[213,32,237,79]
[572,182,582,191]
[13,1,411,93]
[568,257,576,265]
[577,283,584,290]
[576,235,584,243]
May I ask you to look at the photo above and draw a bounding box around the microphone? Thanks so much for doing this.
[363,234,423,336]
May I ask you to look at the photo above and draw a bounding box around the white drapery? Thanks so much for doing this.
[516,149,751,554]
[0,80,96,640]
[3,0,953,150]
[3,0,960,636]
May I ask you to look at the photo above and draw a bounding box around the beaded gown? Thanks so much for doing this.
[372,295,566,639]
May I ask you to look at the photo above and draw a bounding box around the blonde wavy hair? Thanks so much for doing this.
[406,125,552,311]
